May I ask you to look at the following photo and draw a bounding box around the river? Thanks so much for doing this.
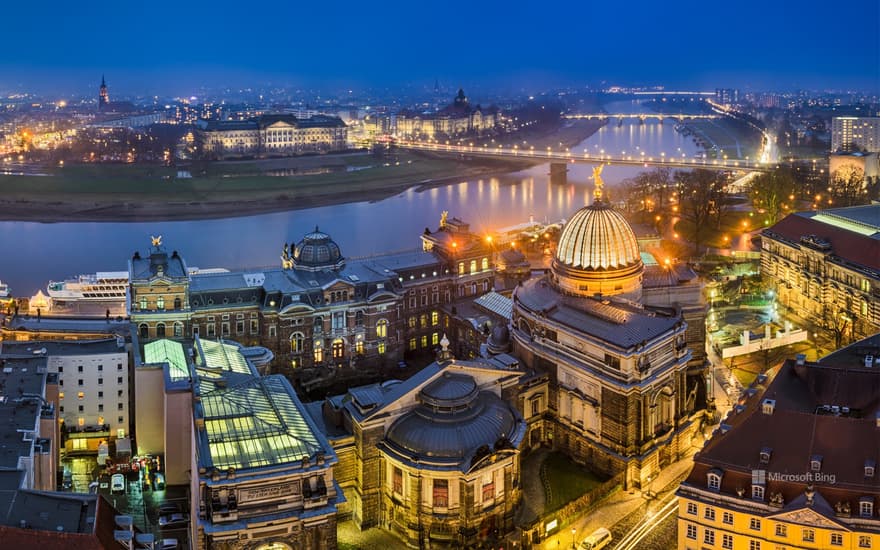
[0,101,702,296]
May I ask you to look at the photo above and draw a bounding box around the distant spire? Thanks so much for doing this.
[101,74,106,87]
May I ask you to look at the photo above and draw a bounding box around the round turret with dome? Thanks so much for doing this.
[285,226,345,272]
[551,165,643,300]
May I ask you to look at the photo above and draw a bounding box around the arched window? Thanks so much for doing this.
[332,338,345,359]
[290,332,304,353]
[377,319,388,338]
[156,296,165,310]
[139,323,148,339]
[313,316,323,333]
[470,260,477,273]
[173,322,183,337]
[139,297,147,311]
[156,323,166,338]
[313,340,323,363]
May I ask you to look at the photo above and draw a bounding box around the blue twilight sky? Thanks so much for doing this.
[1,0,877,96]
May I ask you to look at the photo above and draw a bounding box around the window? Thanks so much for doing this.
[97,416,104,426]
[98,378,103,385]
[117,376,123,384]
[355,339,364,355]
[722,512,733,525]
[704,507,716,521]
[686,524,697,540]
[470,260,477,273]
[420,335,428,348]
[58,366,63,373]
[98,364,103,371]
[157,296,165,310]
[867,461,876,478]
[409,338,417,351]
[291,333,304,353]
[433,479,448,508]
[156,322,166,338]
[332,339,344,359]
[432,332,439,346]
[77,392,84,400]
[722,534,733,549]
[859,536,872,548]
[78,418,84,427]
[708,472,722,490]
[117,390,123,397]
[481,473,495,502]
[78,379,83,386]
[77,365,83,372]
[482,257,488,271]
[458,262,464,274]
[139,297,147,310]
[355,311,364,327]
[750,518,761,531]
[704,529,715,546]
[98,391,103,398]
[313,340,323,363]
[59,392,64,400]
[377,319,387,338]
[753,485,765,500]
[250,319,259,334]
[98,404,104,412]
[207,323,216,337]
[78,405,83,412]
[332,311,345,331]
[221,322,230,337]
[117,363,123,371]
[314,316,323,333]
[431,311,439,326]
[408,316,417,329]
[749,541,760,550]
[860,499,874,518]
[420,314,427,328]
[118,416,124,424]
[174,297,181,309]
[392,467,402,495]
[378,341,386,355]
[268,325,277,338]
[118,403,124,410]
[803,528,815,542]
[831,533,843,546]
[775,523,787,537]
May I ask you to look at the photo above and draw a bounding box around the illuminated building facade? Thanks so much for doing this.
[195,114,348,159]
[305,344,525,548]
[136,337,339,550]
[831,116,880,153]
[761,205,880,342]
[677,350,880,550]
[99,75,109,108]
[396,89,499,140]
[127,217,494,371]
[510,178,706,489]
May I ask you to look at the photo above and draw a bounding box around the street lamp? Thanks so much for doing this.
[571,526,577,549]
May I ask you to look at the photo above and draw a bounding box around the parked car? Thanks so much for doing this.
[158,513,189,528]
[580,527,612,550]
[110,473,125,495]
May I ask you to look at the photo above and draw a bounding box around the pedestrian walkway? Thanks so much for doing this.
[516,447,550,526]
[337,519,407,550]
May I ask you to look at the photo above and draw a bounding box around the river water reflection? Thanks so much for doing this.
[1,101,702,295]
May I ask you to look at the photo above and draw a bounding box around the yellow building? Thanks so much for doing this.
[677,349,880,550]
[761,205,880,344]
[196,114,347,159]
[396,89,499,140]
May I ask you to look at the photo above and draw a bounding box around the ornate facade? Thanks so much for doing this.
[304,344,526,548]
[196,114,348,159]
[127,218,495,375]
[396,89,500,140]
[510,175,706,489]
[761,205,880,343]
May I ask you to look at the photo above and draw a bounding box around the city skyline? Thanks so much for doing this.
[1,0,878,95]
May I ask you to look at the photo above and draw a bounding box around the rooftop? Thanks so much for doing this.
[1,338,125,358]
[0,356,50,469]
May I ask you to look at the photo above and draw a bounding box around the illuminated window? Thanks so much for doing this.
[859,535,871,548]
[313,340,323,363]
[408,317,417,329]
[174,322,183,337]
[77,392,84,400]
[98,416,104,426]
[78,417,85,427]
[332,339,345,359]
[803,529,815,542]
[355,339,364,355]
[376,319,387,338]
[58,392,65,400]
[421,335,428,348]
[481,472,495,502]
[409,338,417,351]
[157,296,165,310]
[432,333,439,346]
[775,524,787,537]
[433,479,448,508]
[458,262,465,274]
[420,314,427,328]
[431,311,439,326]
[470,260,477,273]
[378,341,386,355]
[139,297,147,310]
[482,257,488,271]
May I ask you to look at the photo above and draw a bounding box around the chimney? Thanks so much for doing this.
[795,354,806,366]
[762,399,776,415]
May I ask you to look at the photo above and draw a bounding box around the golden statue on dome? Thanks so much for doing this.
[440,210,449,229]
[150,235,163,247]
[592,164,605,201]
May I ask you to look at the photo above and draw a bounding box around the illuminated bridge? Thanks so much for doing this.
[391,140,771,172]
[564,113,720,121]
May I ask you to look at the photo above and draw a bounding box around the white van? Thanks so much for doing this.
[580,527,612,550]
[111,473,126,494]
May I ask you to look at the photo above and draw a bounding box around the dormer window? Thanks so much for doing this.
[752,485,765,501]
[860,497,874,518]
[759,447,772,464]
[707,469,723,491]
[762,399,776,415]
[810,455,823,472]
[866,460,876,478]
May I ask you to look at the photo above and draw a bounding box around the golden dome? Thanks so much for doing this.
[552,200,643,299]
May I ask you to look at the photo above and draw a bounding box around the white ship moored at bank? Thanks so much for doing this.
[0,280,10,298]
[47,267,229,301]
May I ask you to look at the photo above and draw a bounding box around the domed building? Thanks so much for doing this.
[511,172,706,489]
[305,340,526,548]
[283,226,345,272]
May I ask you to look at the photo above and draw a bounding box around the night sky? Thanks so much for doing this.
[1,0,878,95]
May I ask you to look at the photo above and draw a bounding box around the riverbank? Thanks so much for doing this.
[0,120,603,223]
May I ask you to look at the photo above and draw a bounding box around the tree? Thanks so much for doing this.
[676,169,725,254]
[749,166,797,224]
[829,165,866,207]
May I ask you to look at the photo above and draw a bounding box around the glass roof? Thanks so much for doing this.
[198,339,252,376]
[201,377,323,470]
[144,339,190,381]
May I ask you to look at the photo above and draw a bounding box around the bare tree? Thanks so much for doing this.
[829,165,866,207]
[750,166,797,224]
[677,169,725,254]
